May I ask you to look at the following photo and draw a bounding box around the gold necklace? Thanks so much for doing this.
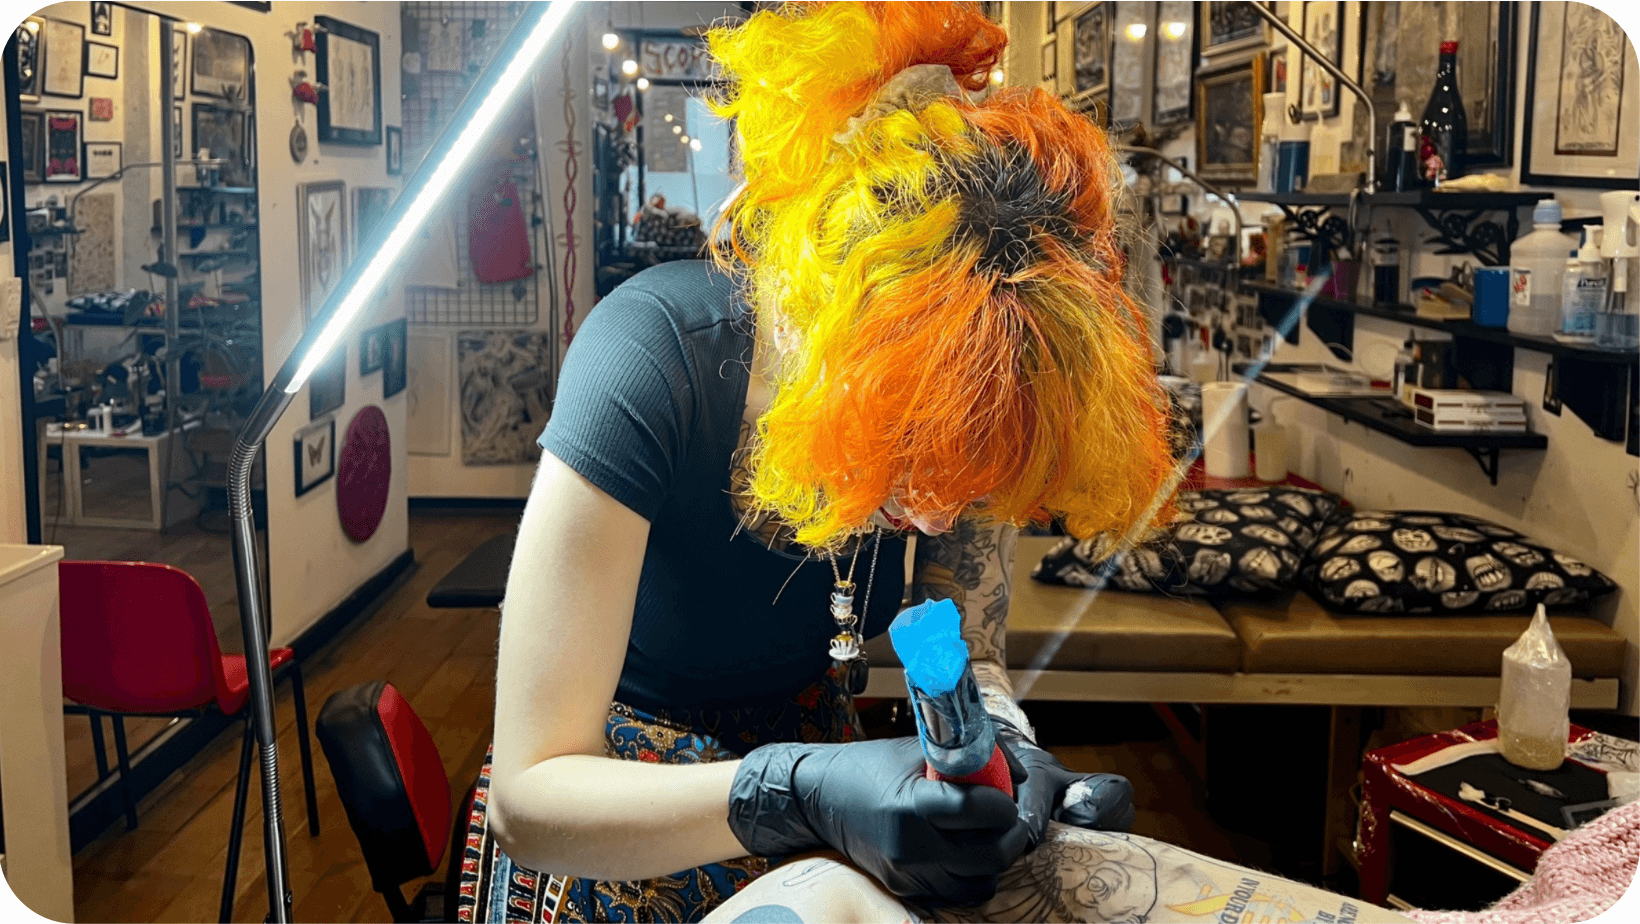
[827,529,882,696]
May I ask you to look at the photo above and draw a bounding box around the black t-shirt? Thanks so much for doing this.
[539,260,908,712]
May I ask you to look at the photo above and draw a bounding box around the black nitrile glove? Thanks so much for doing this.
[993,717,1135,850]
[728,736,1031,904]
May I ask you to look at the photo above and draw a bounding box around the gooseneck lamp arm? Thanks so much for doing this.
[1250,1,1376,195]
[225,3,577,920]
[1116,145,1244,245]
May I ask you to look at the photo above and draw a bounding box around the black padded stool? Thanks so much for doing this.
[425,533,515,609]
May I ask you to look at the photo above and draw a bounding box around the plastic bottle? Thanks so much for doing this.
[1557,228,1608,343]
[1509,200,1576,337]
[1383,101,1419,192]
[1497,605,1571,771]
[1391,331,1417,405]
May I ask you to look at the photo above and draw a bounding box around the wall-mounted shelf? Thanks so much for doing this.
[176,186,257,195]
[1251,368,1547,484]
[1239,189,1549,267]
[152,223,259,233]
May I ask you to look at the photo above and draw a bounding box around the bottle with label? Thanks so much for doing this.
[1509,199,1576,337]
[1391,330,1417,406]
[1382,101,1420,192]
[1497,605,1571,772]
[1558,227,1608,343]
[1419,41,1469,186]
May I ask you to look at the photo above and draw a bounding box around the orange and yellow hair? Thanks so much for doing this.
[709,2,1175,552]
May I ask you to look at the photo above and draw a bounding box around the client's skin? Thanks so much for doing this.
[703,823,1415,924]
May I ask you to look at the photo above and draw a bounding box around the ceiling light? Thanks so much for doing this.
[1126,23,1148,40]
[601,31,620,50]
[621,58,639,76]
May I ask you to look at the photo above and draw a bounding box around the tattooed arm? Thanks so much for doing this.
[910,518,1034,740]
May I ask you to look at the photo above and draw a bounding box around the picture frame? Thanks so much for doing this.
[190,27,251,99]
[407,332,452,456]
[172,104,183,160]
[308,349,347,421]
[1197,54,1265,186]
[15,18,43,101]
[1269,46,1288,94]
[294,417,336,497]
[385,126,402,176]
[1107,2,1153,130]
[44,110,83,183]
[315,16,383,145]
[41,18,85,98]
[0,168,10,243]
[171,27,186,101]
[359,325,386,375]
[91,3,112,37]
[1040,38,1057,85]
[1200,2,1267,57]
[1298,1,1343,119]
[1152,1,1197,127]
[85,41,118,79]
[352,186,394,253]
[19,111,44,182]
[592,74,610,110]
[298,180,348,325]
[89,96,114,121]
[1520,1,1638,188]
[1070,3,1111,102]
[192,103,250,187]
[382,317,408,399]
[83,140,121,179]
[1360,2,1519,171]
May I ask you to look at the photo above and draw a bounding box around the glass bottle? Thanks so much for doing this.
[1419,41,1468,186]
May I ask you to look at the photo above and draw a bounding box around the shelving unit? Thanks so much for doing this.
[1238,189,1550,267]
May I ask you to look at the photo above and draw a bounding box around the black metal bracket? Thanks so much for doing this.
[1464,446,1502,485]
[1410,206,1521,267]
[1270,203,1354,257]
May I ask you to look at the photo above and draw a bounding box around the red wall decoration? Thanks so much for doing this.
[337,405,391,542]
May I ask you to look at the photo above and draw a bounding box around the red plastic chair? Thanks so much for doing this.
[58,560,320,924]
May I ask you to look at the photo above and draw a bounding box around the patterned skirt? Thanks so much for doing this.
[457,667,862,923]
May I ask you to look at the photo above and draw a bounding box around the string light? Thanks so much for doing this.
[636,76,650,90]
[672,124,682,134]
[663,113,673,122]
[601,31,620,50]
[1126,23,1148,40]
[680,134,690,143]
[621,58,638,76]
[690,138,702,152]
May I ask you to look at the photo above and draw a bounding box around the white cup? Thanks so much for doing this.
[1253,422,1289,482]
[1201,382,1251,478]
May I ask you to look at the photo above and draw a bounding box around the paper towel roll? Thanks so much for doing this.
[1253,422,1289,482]
[1202,382,1251,478]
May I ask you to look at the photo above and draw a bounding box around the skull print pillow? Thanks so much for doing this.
[1302,511,1615,614]
[1032,488,1345,595]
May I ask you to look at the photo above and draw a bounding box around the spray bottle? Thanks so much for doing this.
[1557,227,1608,344]
[1596,191,1640,351]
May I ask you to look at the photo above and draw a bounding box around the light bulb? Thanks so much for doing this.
[1164,21,1187,39]
[1126,23,1147,40]
[186,22,203,34]
[680,134,690,143]
[636,77,650,90]
[621,58,639,76]
[663,113,673,122]
[672,124,682,134]
[601,31,620,50]
[989,67,1005,85]
[690,138,702,152]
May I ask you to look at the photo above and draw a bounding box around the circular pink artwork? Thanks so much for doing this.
[337,405,391,542]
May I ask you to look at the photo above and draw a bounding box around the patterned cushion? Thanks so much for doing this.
[1302,510,1617,614]
[1033,487,1345,596]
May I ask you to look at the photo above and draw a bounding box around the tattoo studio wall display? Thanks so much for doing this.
[352,186,394,253]
[359,325,385,375]
[298,180,348,324]
[1521,1,1639,189]
[315,16,383,145]
[89,96,114,121]
[457,330,555,465]
[1201,1,1266,57]
[1109,2,1154,130]
[86,41,118,79]
[191,28,251,98]
[382,318,408,399]
[20,111,44,182]
[1297,1,1342,119]
[309,349,347,420]
[1152,1,1196,127]
[295,417,336,497]
[1070,3,1110,104]
[83,141,121,179]
[44,111,83,183]
[40,18,85,98]
[1197,55,1264,186]
[1361,3,1519,171]
[407,332,452,456]
[1269,47,1288,94]
[15,18,43,101]
[172,104,183,160]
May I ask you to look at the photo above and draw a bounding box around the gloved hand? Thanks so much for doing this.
[993,716,1135,850]
[728,736,1030,904]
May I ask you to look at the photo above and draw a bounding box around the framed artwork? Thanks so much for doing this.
[593,74,610,110]
[1201,2,1266,57]
[298,180,348,325]
[359,325,385,375]
[172,104,183,160]
[44,111,83,182]
[1269,47,1288,94]
[41,18,85,98]
[86,41,118,79]
[352,186,394,253]
[294,417,336,497]
[385,126,403,175]
[1071,3,1110,102]
[19,111,44,182]
[192,103,250,187]
[1522,2,1636,187]
[1197,55,1264,186]
[91,3,112,36]
[89,96,114,121]
[382,317,408,399]
[1109,2,1154,130]
[15,18,43,101]
[309,350,347,421]
[83,140,120,179]
[170,27,186,101]
[315,16,383,145]
[191,28,251,99]
[229,2,272,12]
[1041,39,1057,85]
[0,168,8,243]
[1360,2,1519,170]
[1152,1,1197,126]
[1298,1,1343,119]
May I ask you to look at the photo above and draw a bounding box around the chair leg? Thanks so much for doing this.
[220,722,255,924]
[110,715,139,830]
[88,711,110,781]
[287,662,321,837]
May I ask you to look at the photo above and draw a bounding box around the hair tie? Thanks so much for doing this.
[833,64,964,146]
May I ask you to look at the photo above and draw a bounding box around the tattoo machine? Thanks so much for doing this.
[888,598,1014,796]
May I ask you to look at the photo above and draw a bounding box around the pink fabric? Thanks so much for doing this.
[1408,800,1640,924]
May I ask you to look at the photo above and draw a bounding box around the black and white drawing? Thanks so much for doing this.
[20,110,44,182]
[1554,2,1627,156]
[91,3,112,36]
[1197,55,1263,185]
[1201,1,1265,56]
[298,181,348,325]
[1071,3,1110,97]
[40,18,84,98]
[457,330,556,465]
[1109,2,1153,128]
[86,42,118,79]
[83,141,120,179]
[1152,1,1195,126]
[315,16,383,145]
[1298,1,1342,119]
[1523,1,1638,187]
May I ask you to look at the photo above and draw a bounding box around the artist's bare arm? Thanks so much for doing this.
[911,519,1034,739]
[489,452,747,878]
[702,854,918,924]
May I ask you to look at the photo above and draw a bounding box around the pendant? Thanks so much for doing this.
[844,656,869,696]
[828,579,867,694]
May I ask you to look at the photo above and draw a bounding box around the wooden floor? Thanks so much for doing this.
[68,512,1275,923]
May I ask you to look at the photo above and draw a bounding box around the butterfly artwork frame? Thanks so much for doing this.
[295,417,336,497]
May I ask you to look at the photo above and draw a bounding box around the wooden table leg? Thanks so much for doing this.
[1323,705,1366,877]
